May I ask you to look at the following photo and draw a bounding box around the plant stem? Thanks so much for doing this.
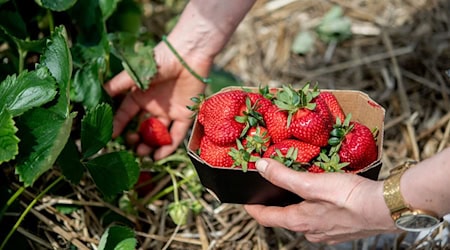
[0,186,25,217]
[0,176,64,249]
[161,35,211,84]
[47,9,55,33]
[146,174,192,204]
[166,168,179,203]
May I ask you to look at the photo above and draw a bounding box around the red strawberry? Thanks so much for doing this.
[229,140,260,172]
[263,104,290,143]
[199,136,236,167]
[318,92,346,123]
[203,119,245,146]
[338,122,378,171]
[263,139,320,164]
[246,86,274,116]
[139,117,172,147]
[307,165,325,173]
[134,171,154,197]
[198,90,247,125]
[241,126,271,154]
[274,84,331,147]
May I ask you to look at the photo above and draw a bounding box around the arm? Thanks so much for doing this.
[244,147,450,244]
[104,0,256,160]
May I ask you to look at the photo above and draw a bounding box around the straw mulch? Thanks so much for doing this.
[9,0,449,249]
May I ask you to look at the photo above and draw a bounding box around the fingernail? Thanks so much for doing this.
[255,159,268,173]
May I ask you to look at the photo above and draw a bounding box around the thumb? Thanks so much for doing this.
[255,158,351,202]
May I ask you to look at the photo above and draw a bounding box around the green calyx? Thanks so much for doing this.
[273,82,320,127]
[235,97,265,138]
[313,152,349,172]
[270,147,308,171]
[229,139,259,172]
[243,126,270,154]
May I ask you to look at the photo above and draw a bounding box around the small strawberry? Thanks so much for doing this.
[229,140,260,172]
[134,171,154,197]
[139,117,172,147]
[263,139,320,165]
[307,165,325,173]
[241,126,271,154]
[318,91,346,123]
[199,136,236,167]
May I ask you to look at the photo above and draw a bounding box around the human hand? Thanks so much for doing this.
[244,159,398,244]
[103,41,211,160]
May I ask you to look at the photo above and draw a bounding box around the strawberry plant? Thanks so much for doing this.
[0,0,208,248]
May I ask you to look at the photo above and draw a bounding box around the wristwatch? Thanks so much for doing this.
[383,161,442,232]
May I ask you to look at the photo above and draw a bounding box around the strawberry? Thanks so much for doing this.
[241,126,271,154]
[203,119,245,146]
[199,136,236,167]
[134,171,154,197]
[229,140,260,172]
[262,104,290,143]
[246,86,274,116]
[263,139,320,165]
[307,165,325,173]
[318,91,346,123]
[274,84,331,147]
[338,121,378,171]
[139,117,172,147]
[197,90,247,125]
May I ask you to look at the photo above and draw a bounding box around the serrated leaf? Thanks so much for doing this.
[0,67,57,117]
[98,225,136,250]
[15,110,75,186]
[86,151,139,197]
[71,58,110,109]
[109,33,157,90]
[0,111,20,164]
[56,138,84,184]
[39,25,72,118]
[81,103,113,158]
[38,0,77,11]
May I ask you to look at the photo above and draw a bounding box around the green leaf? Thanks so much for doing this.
[56,138,84,184]
[81,103,113,158]
[99,0,121,21]
[71,58,109,109]
[39,26,72,118]
[316,5,352,43]
[291,31,315,54]
[0,111,20,164]
[38,0,77,11]
[109,32,157,90]
[0,67,57,117]
[86,151,139,197]
[15,110,75,186]
[0,10,27,39]
[69,0,105,45]
[98,225,136,250]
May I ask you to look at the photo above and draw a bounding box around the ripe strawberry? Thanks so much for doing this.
[307,165,325,173]
[197,90,247,125]
[262,104,290,143]
[246,86,274,116]
[338,121,378,170]
[263,139,320,164]
[318,92,346,123]
[134,171,154,197]
[241,126,271,154]
[274,84,331,147]
[203,119,245,146]
[139,117,172,147]
[199,136,236,167]
[229,140,260,172]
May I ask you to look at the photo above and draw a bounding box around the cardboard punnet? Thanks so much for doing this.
[187,87,385,206]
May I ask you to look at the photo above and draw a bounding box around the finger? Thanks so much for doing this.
[112,95,140,138]
[153,119,192,160]
[104,71,137,97]
[136,143,153,156]
[255,158,349,201]
[244,204,294,229]
[126,132,140,145]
